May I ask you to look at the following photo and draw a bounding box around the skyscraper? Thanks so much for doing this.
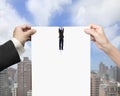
[99,62,108,77]
[8,67,17,87]
[91,71,100,96]
[0,69,11,96]
[17,57,32,96]
[108,66,120,82]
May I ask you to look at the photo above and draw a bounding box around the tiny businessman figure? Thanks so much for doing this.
[59,27,64,50]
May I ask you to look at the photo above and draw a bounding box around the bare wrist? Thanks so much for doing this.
[102,42,112,53]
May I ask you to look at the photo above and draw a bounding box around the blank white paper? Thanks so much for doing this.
[32,27,90,96]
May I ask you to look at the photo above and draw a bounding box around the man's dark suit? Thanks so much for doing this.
[0,40,20,71]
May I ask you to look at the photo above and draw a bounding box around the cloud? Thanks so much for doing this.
[71,0,120,48]
[104,24,119,40]
[26,0,72,26]
[0,0,31,60]
[102,24,120,49]
[72,0,120,26]
[0,0,28,42]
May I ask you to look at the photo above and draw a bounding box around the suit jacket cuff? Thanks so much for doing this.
[11,38,25,56]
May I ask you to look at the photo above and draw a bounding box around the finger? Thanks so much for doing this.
[89,24,98,28]
[84,28,96,36]
[21,24,31,30]
[25,29,36,36]
[90,24,103,32]
[89,24,101,30]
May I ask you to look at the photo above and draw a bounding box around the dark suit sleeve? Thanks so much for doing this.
[0,40,20,71]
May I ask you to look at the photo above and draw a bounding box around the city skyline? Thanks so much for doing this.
[1,57,120,96]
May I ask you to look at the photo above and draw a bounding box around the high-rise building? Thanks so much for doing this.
[99,62,108,77]
[91,71,100,96]
[7,67,17,89]
[7,67,17,96]
[115,66,120,82]
[0,69,12,96]
[8,67,17,83]
[108,66,120,82]
[17,57,32,96]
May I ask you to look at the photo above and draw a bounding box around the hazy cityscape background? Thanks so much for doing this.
[1,57,120,96]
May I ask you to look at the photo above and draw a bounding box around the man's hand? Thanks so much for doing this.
[84,24,111,52]
[13,25,36,46]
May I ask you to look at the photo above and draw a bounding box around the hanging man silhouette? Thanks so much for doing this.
[59,27,64,50]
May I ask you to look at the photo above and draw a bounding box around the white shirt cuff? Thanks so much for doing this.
[11,38,25,56]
